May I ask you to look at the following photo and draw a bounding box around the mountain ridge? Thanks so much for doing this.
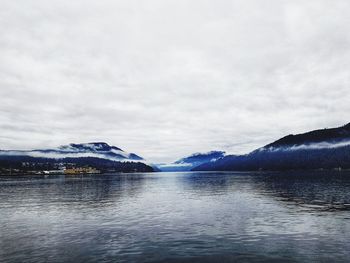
[158,151,225,172]
[193,123,350,171]
[0,142,144,161]
[0,142,153,175]
[264,123,350,149]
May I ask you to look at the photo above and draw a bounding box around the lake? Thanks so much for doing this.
[1,171,350,262]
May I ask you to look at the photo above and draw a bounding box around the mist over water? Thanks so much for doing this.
[1,172,350,263]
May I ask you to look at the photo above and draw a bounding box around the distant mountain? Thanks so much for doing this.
[0,142,154,174]
[0,142,144,161]
[158,151,225,172]
[194,123,350,171]
[264,123,350,149]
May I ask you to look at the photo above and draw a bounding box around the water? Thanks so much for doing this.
[1,171,350,263]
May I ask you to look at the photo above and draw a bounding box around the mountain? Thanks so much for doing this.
[158,151,225,172]
[193,123,350,171]
[264,123,350,149]
[0,142,144,161]
[0,142,154,174]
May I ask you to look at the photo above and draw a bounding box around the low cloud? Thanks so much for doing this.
[265,140,350,152]
[0,150,139,163]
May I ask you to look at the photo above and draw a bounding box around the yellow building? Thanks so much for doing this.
[64,167,100,175]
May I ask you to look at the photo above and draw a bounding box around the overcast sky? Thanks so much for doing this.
[1,0,350,162]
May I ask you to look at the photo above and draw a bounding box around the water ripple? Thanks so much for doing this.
[1,171,350,262]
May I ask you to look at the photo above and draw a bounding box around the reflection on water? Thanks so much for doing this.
[251,171,350,211]
[0,172,350,262]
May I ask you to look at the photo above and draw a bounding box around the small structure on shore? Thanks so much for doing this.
[64,167,100,175]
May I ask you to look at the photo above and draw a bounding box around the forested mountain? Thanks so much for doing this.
[158,151,225,171]
[194,123,350,171]
[0,142,154,174]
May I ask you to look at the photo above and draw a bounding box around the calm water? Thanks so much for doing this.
[1,171,350,263]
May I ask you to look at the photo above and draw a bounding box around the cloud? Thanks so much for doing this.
[157,163,192,168]
[264,140,350,152]
[1,0,350,162]
[0,150,112,160]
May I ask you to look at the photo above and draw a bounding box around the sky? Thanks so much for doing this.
[1,0,350,163]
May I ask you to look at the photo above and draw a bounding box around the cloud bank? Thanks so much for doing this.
[263,140,350,152]
[1,0,350,162]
